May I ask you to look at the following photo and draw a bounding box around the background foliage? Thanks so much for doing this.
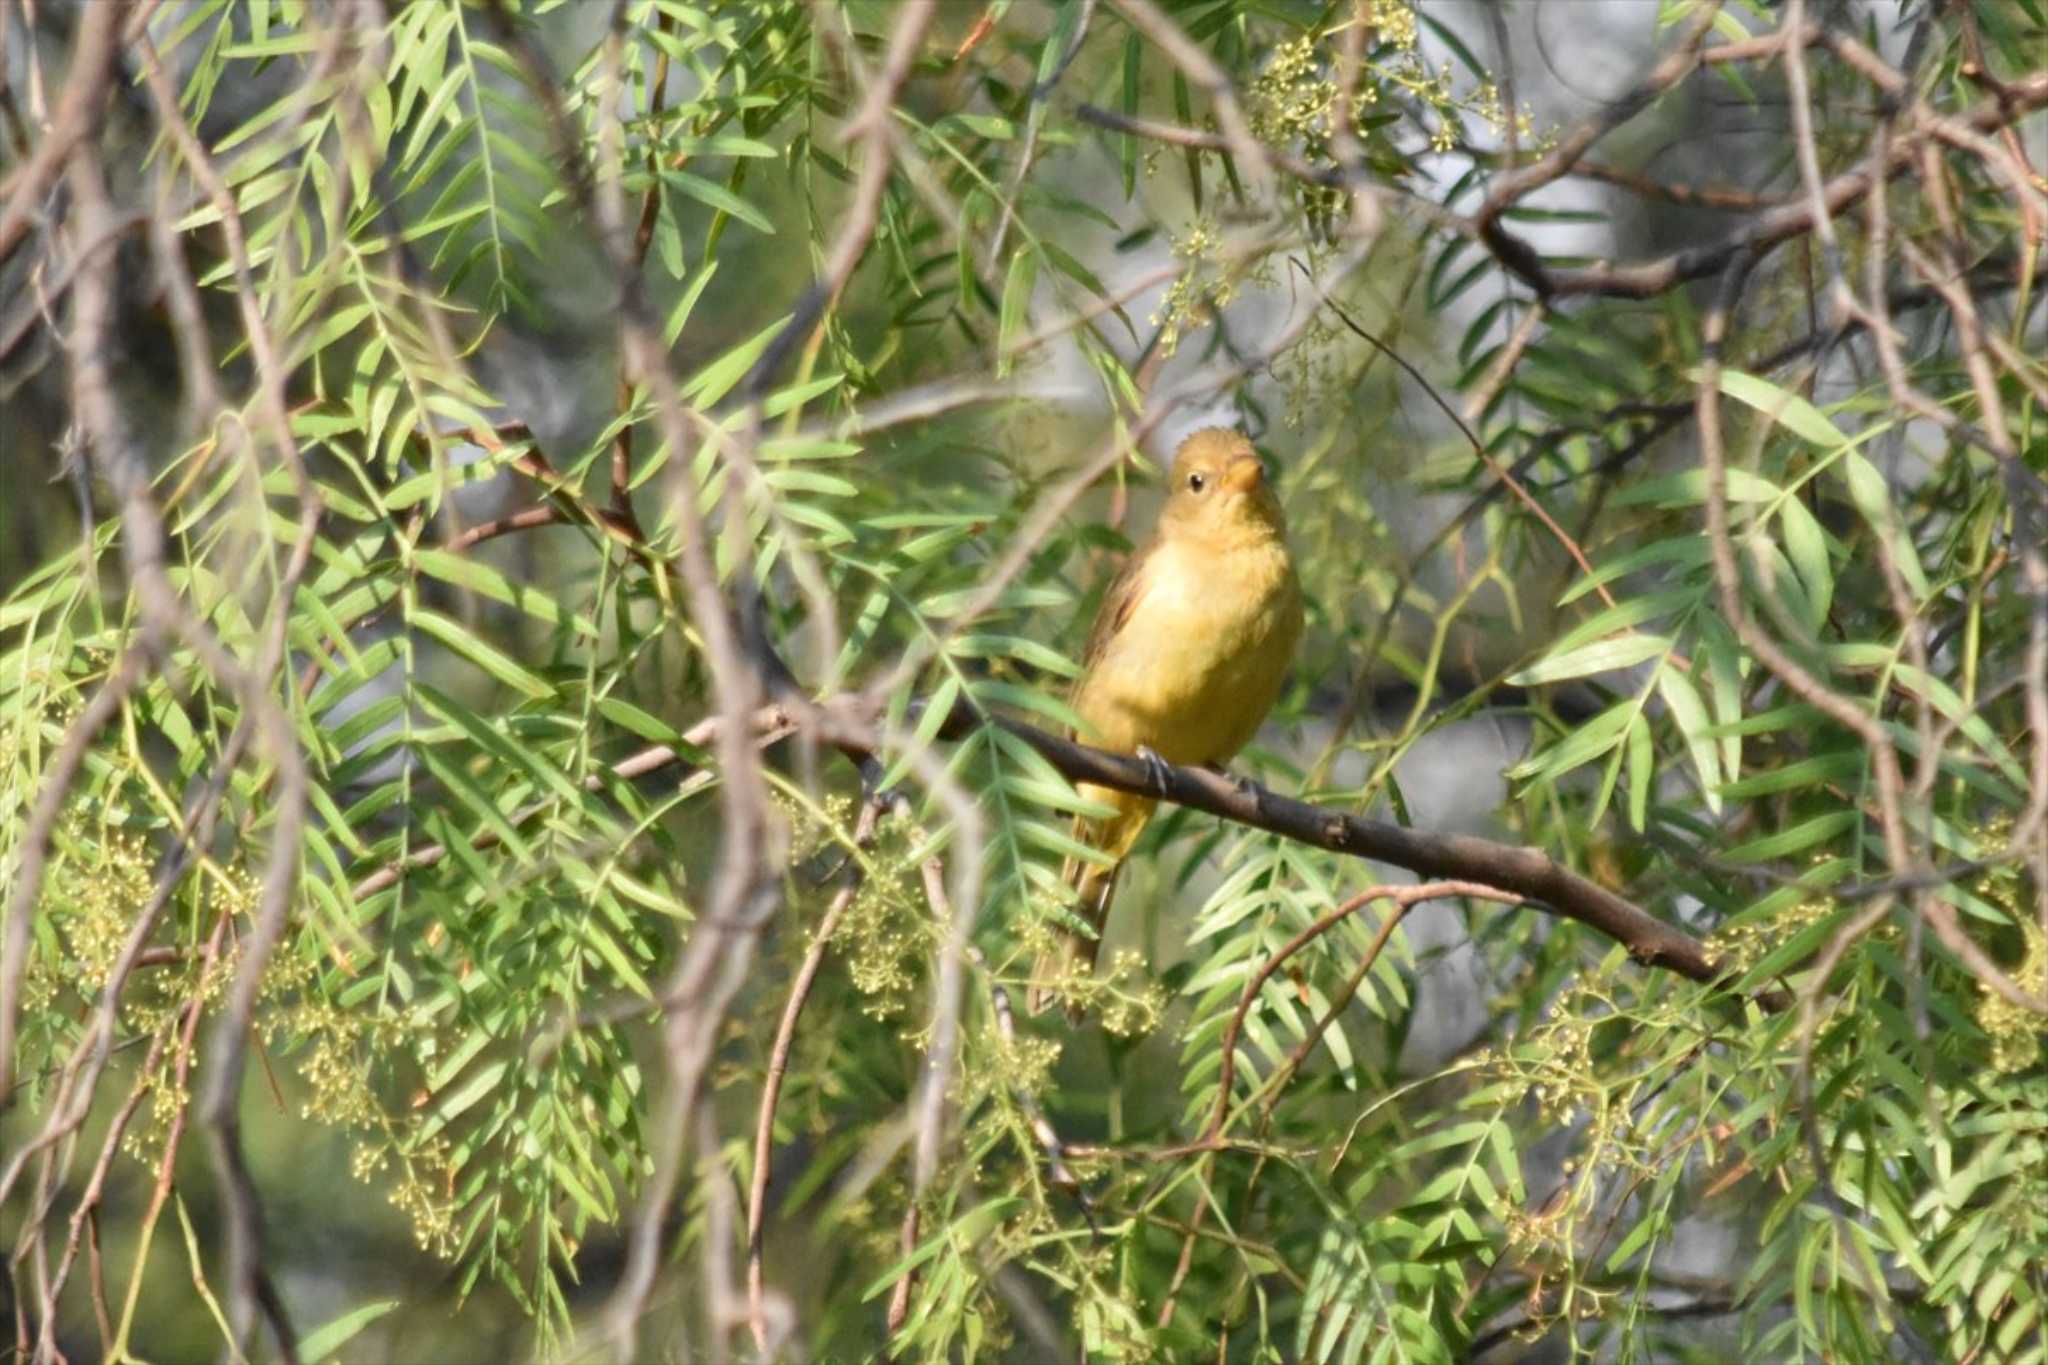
[3,0,2047,1360]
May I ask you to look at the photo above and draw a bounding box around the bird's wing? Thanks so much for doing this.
[1078,538,1156,674]
[1034,541,1160,1019]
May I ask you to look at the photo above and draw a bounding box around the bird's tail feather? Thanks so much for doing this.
[1026,857,1122,1020]
[1026,794,1150,1019]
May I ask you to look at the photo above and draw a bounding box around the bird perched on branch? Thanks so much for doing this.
[1028,428,1303,1019]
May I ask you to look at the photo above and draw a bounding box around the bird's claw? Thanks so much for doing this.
[1207,763,1265,814]
[1135,745,1174,795]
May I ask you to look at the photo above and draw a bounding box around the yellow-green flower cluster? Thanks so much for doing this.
[1249,35,1337,145]
[958,1024,1062,1110]
[834,825,930,1022]
[1976,877,2044,1075]
[1013,907,1165,1035]
[777,788,854,867]
[1094,949,1168,1038]
[1151,221,1238,359]
[121,1074,191,1171]
[56,830,155,995]
[1513,1011,1606,1128]
[263,999,391,1128]
[377,1133,462,1257]
[1708,894,1834,974]
[1367,0,1419,52]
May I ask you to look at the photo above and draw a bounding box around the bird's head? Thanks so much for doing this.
[1158,428,1285,542]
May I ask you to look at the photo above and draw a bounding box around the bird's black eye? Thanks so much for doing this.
[1187,473,1206,493]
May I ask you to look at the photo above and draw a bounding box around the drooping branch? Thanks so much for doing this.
[1489,67,2048,300]
[1075,42,2048,303]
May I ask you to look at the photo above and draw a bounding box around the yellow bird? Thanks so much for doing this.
[1028,428,1304,1018]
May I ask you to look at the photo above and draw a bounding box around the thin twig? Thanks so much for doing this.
[740,0,937,401]
[744,787,887,1354]
[0,0,120,268]
[1203,881,1517,1141]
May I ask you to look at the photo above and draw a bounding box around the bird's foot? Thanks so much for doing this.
[1207,762,1265,815]
[1135,745,1175,795]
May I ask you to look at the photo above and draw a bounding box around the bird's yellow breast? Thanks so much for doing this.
[1074,532,1302,767]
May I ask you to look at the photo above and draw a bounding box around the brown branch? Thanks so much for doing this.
[1471,3,1727,234]
[745,785,887,1355]
[1694,259,2047,1016]
[61,137,310,1363]
[110,911,233,1359]
[1564,159,1796,212]
[1204,881,1521,1141]
[1524,70,2048,300]
[575,688,1742,1028]
[738,0,937,401]
[0,0,121,269]
[883,1202,921,1343]
[34,1026,177,1362]
[358,684,1740,1011]
[442,502,564,552]
[940,711,1730,987]
[1075,102,1223,152]
[1106,0,1270,188]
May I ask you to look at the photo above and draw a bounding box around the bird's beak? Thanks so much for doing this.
[1222,454,1265,494]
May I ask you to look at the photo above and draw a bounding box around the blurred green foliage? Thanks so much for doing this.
[4,0,2048,1361]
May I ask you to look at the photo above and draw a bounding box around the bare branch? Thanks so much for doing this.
[739,0,937,400]
[1203,881,1521,1142]
[745,786,887,1355]
[0,0,120,268]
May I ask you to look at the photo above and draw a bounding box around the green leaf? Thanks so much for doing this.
[1726,810,1859,862]
[430,1058,510,1125]
[664,133,779,159]
[1508,698,1635,783]
[1657,667,1723,815]
[882,674,960,791]
[1777,493,1832,629]
[1625,711,1653,832]
[300,1299,401,1361]
[1700,614,1745,786]
[414,549,597,639]
[593,697,684,744]
[1839,450,1930,599]
[662,167,775,235]
[411,609,555,700]
[1708,367,1850,447]
[996,248,1038,377]
[579,914,654,1000]
[1509,633,1670,686]
[665,259,720,346]
[683,314,787,407]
